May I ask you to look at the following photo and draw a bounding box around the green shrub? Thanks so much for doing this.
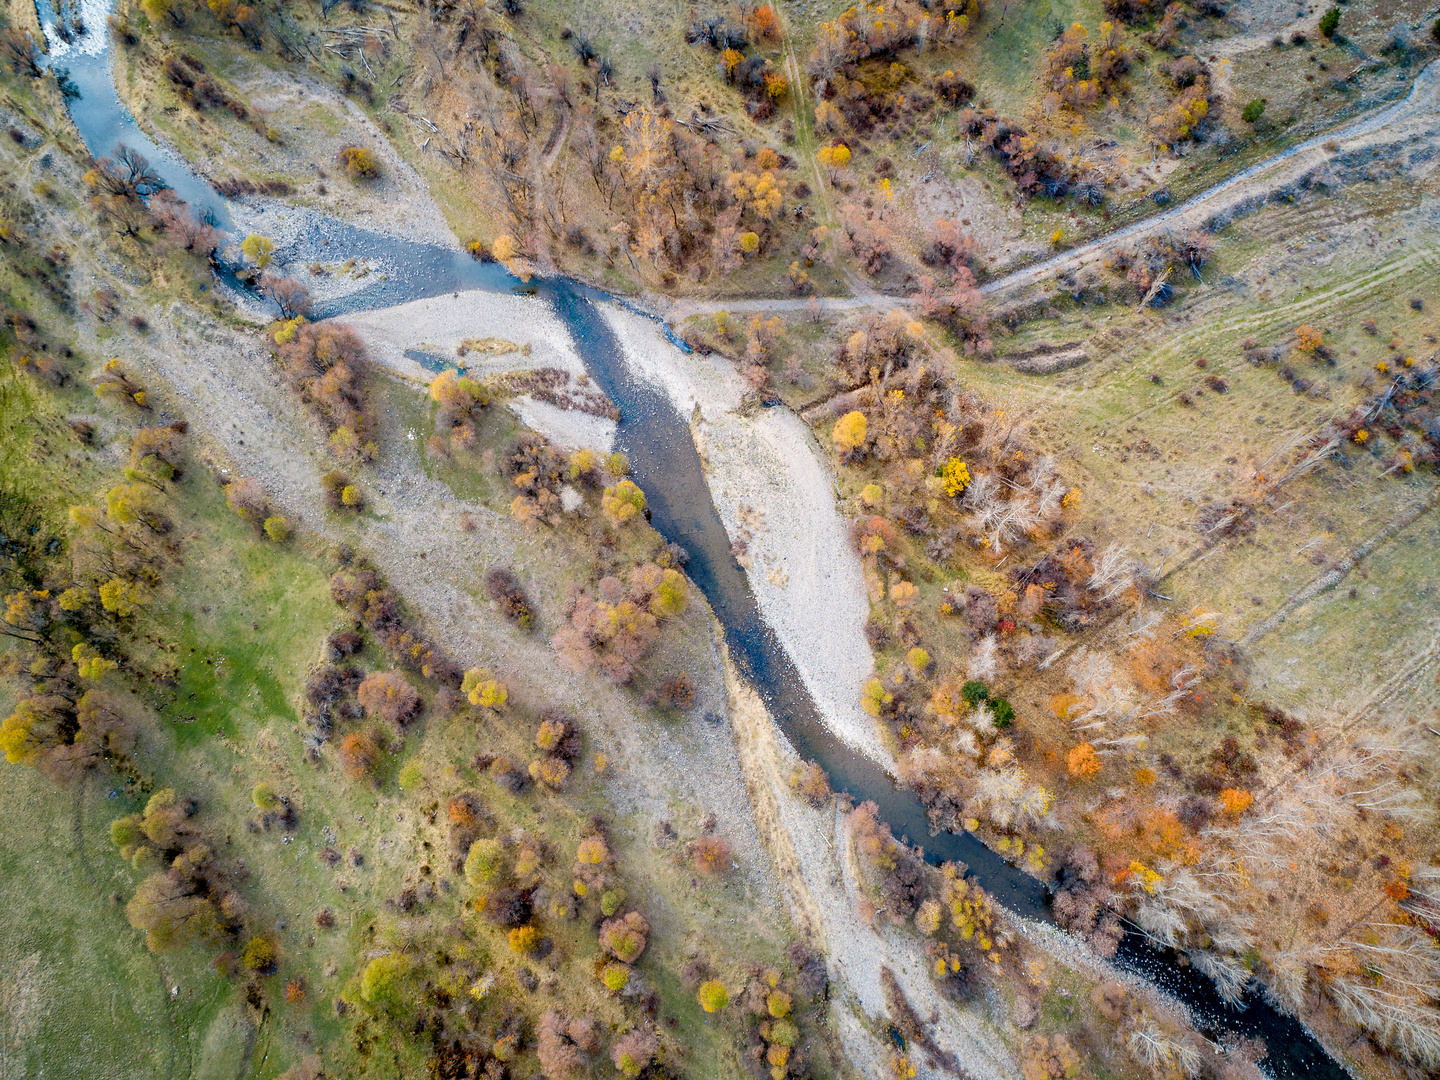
[769,1019,799,1046]
[397,760,424,790]
[990,697,1015,728]
[464,838,504,889]
[697,980,730,1012]
[1318,6,1339,37]
[960,680,989,706]
[601,963,630,991]
[242,935,275,971]
[360,953,410,1004]
[110,815,144,852]
[1241,98,1266,124]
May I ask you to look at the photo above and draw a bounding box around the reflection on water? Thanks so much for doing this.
[403,348,461,375]
[37,3,1349,1073]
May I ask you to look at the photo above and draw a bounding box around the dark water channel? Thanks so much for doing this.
[37,8,1350,1075]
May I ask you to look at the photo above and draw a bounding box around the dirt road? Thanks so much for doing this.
[663,59,1440,322]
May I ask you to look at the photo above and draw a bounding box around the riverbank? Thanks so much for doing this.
[341,289,618,451]
[599,305,893,772]
[721,643,1021,1080]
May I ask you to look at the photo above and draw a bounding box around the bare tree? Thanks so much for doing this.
[260,273,313,319]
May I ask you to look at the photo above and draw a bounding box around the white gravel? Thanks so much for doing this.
[342,290,586,381]
[509,396,616,452]
[599,306,893,772]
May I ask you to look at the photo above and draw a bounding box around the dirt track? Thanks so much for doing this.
[663,58,1440,322]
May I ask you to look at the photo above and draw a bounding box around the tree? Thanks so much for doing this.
[692,835,731,875]
[602,480,646,526]
[1219,787,1253,816]
[833,411,867,454]
[611,1028,659,1078]
[431,370,490,450]
[261,274,312,319]
[125,871,218,951]
[357,671,421,727]
[98,578,145,617]
[338,731,380,781]
[484,568,534,629]
[537,1011,589,1076]
[338,145,381,179]
[507,925,541,954]
[576,835,609,866]
[817,143,851,181]
[530,756,571,790]
[1022,1034,1083,1080]
[649,568,688,618]
[698,979,730,1012]
[1,28,42,77]
[749,4,780,40]
[791,761,832,808]
[141,0,182,26]
[462,668,507,709]
[1,692,117,777]
[150,191,222,258]
[140,788,193,847]
[321,471,357,511]
[240,233,274,269]
[130,424,184,480]
[599,911,650,962]
[492,234,519,262]
[1067,743,1103,779]
[806,20,848,86]
[1295,324,1323,352]
[465,838,505,889]
[861,678,892,717]
[275,320,375,462]
[941,458,971,496]
[262,516,290,542]
[92,358,148,409]
[602,963,631,991]
[224,477,269,523]
[72,644,116,680]
[242,935,276,971]
[615,106,675,200]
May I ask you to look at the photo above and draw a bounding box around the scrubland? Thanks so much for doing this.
[5,0,1440,1076]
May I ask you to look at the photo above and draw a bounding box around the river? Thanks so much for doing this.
[33,5,1353,1076]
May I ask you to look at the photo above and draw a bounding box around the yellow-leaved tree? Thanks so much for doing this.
[832,411,867,455]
